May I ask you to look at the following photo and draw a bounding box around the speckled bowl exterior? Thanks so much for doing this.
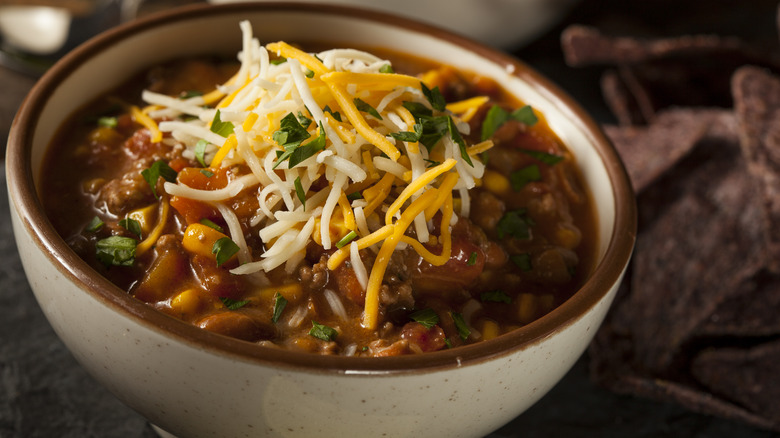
[6,3,636,437]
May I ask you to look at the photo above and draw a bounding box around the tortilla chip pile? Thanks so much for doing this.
[561,17,780,432]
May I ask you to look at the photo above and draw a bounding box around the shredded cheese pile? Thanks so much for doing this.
[144,21,492,329]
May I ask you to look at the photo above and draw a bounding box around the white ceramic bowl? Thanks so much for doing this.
[6,3,636,437]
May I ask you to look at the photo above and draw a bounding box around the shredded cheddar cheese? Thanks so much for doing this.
[148,21,491,330]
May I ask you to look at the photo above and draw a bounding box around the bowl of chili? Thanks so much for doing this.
[6,3,636,437]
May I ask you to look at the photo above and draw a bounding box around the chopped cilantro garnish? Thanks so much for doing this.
[220,297,250,310]
[309,321,338,341]
[480,290,512,304]
[401,101,433,118]
[95,236,136,267]
[354,98,382,120]
[85,216,104,233]
[97,116,117,128]
[272,114,326,169]
[296,111,312,129]
[423,159,441,168]
[118,218,142,239]
[323,105,342,122]
[390,123,424,143]
[270,57,287,65]
[379,64,394,74]
[335,230,358,249]
[199,218,223,233]
[141,160,177,199]
[409,308,439,329]
[346,191,362,201]
[272,292,288,323]
[304,68,315,78]
[294,176,306,210]
[480,104,538,141]
[421,82,446,112]
[521,149,564,166]
[194,139,208,167]
[212,237,239,267]
[210,110,234,137]
[467,251,478,266]
[510,253,533,272]
[200,169,214,178]
[497,209,534,241]
[450,312,471,341]
[510,164,541,191]
[447,116,473,166]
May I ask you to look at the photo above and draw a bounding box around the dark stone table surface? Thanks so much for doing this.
[1,0,778,436]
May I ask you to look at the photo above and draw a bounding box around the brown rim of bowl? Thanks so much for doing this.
[7,2,637,374]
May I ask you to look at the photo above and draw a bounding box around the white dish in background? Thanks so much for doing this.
[208,0,581,49]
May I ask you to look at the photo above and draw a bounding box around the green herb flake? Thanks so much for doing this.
[390,122,424,143]
[480,290,512,304]
[335,230,358,249]
[97,116,118,128]
[467,251,478,266]
[346,191,363,201]
[85,216,104,233]
[522,149,564,166]
[496,209,534,241]
[287,122,326,168]
[511,105,538,126]
[510,164,541,191]
[200,169,215,178]
[220,297,250,310]
[118,218,142,239]
[421,82,447,112]
[272,114,311,168]
[510,253,533,272]
[194,139,209,167]
[294,176,306,210]
[210,110,235,138]
[199,218,223,233]
[212,237,239,267]
[448,116,473,167]
[95,236,136,267]
[272,292,288,323]
[141,160,178,199]
[354,98,383,120]
[296,111,312,129]
[304,68,315,78]
[480,104,538,142]
[450,312,471,341]
[323,105,342,122]
[270,57,287,65]
[379,64,394,74]
[409,308,439,329]
[309,321,338,341]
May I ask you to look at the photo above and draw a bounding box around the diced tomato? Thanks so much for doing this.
[401,322,447,353]
[170,196,220,225]
[333,263,365,305]
[177,166,230,190]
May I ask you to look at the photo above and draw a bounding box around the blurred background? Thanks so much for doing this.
[2,0,778,437]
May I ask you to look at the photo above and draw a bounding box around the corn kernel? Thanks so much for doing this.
[128,204,157,234]
[555,224,582,250]
[482,170,510,195]
[171,289,201,316]
[257,283,304,303]
[517,293,538,324]
[481,319,500,341]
